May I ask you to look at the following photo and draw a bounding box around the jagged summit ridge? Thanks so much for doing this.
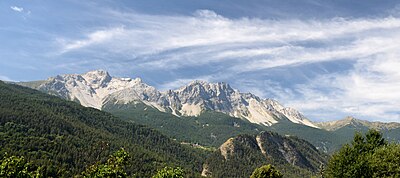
[38,70,147,109]
[82,70,112,88]
[33,70,318,128]
[315,116,400,131]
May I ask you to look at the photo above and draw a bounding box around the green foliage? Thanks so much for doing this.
[152,166,184,178]
[82,148,130,178]
[266,121,347,153]
[325,129,399,178]
[204,132,327,178]
[364,129,387,151]
[368,144,400,178]
[250,164,283,178]
[103,101,266,147]
[0,153,42,178]
[111,101,400,157]
[0,81,204,177]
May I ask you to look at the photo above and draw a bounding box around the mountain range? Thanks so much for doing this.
[3,70,400,177]
[20,70,317,128]
[18,70,400,153]
[316,116,400,131]
[0,80,326,177]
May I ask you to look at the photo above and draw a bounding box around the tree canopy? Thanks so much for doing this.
[325,129,399,178]
[0,153,42,178]
[250,164,283,178]
[81,148,130,178]
[152,166,184,178]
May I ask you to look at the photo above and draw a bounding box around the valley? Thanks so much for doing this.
[19,70,400,153]
[1,70,398,177]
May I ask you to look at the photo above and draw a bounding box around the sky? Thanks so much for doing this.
[1,0,400,122]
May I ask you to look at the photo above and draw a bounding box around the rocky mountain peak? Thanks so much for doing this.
[175,80,237,107]
[343,116,358,122]
[315,116,400,131]
[133,77,142,83]
[180,80,233,92]
[188,80,209,86]
[82,70,112,88]
[84,69,110,76]
[24,70,319,128]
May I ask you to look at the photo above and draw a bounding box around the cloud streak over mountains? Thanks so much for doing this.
[52,9,400,122]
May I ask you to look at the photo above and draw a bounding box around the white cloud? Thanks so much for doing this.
[286,50,400,122]
[10,6,23,12]
[0,75,13,82]
[57,12,400,70]
[58,27,125,53]
[54,9,400,122]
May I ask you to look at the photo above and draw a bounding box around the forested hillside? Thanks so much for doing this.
[3,80,398,178]
[20,71,400,154]
[0,81,205,177]
[104,101,267,147]
[202,131,328,178]
[104,101,355,154]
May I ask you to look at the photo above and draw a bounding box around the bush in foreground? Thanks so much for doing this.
[325,129,400,178]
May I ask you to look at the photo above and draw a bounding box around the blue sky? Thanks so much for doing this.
[1,0,400,122]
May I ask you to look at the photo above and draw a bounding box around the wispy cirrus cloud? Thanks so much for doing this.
[286,48,400,122]
[54,9,400,122]
[57,27,125,53]
[10,6,23,12]
[57,10,400,69]
[9,5,31,18]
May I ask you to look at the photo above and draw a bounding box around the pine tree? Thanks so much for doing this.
[250,164,283,178]
[325,129,397,178]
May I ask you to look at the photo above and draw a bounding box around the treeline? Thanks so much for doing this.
[104,101,266,147]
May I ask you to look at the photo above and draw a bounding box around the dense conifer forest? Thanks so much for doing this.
[0,81,206,177]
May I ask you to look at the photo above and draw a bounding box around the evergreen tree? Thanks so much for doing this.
[325,129,397,178]
[368,144,400,177]
[250,164,283,178]
[81,148,130,178]
[0,153,42,178]
[152,166,184,178]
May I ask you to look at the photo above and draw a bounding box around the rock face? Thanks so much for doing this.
[217,132,316,168]
[37,70,157,109]
[202,131,327,177]
[30,70,318,128]
[256,132,313,168]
